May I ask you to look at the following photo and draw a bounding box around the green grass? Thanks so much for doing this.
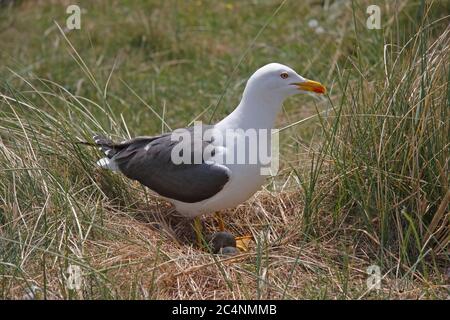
[0,0,448,299]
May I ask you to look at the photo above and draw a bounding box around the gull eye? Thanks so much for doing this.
[280,72,289,79]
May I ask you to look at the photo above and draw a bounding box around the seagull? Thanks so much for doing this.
[91,63,326,251]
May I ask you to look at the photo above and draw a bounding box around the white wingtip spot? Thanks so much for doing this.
[96,157,119,171]
[96,158,109,168]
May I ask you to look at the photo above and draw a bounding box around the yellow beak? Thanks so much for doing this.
[293,79,326,94]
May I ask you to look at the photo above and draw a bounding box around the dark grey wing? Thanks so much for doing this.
[109,129,230,203]
[93,135,163,158]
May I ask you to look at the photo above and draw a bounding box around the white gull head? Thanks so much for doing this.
[244,63,326,101]
[218,63,326,130]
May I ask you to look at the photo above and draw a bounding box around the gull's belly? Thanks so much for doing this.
[172,163,265,218]
[209,163,266,208]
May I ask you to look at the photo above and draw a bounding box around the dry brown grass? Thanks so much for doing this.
[6,184,447,300]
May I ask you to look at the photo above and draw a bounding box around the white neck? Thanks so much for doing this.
[216,83,285,130]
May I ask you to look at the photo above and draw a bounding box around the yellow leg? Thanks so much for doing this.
[193,217,204,248]
[215,212,225,232]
